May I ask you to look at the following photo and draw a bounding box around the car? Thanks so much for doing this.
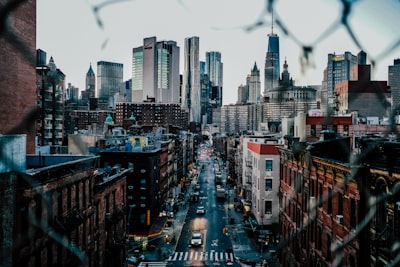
[190,232,203,247]
[196,206,206,214]
[127,250,145,264]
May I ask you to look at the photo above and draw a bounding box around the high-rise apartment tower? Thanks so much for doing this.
[182,36,201,123]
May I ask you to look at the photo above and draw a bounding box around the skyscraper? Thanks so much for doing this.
[389,59,400,111]
[182,36,201,123]
[237,84,249,104]
[131,37,180,103]
[86,63,96,98]
[248,62,261,104]
[205,51,223,87]
[264,23,280,94]
[322,51,358,113]
[96,61,124,108]
[205,51,223,108]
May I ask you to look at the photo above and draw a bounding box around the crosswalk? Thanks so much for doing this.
[167,251,235,262]
[138,262,167,267]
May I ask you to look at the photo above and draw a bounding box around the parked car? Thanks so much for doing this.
[190,232,203,247]
[196,206,206,214]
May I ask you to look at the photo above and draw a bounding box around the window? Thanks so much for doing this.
[319,183,323,208]
[265,159,273,171]
[311,125,316,137]
[350,199,356,228]
[326,234,332,260]
[265,200,272,214]
[338,192,343,215]
[265,179,272,191]
[328,188,333,214]
[317,226,322,250]
[140,178,147,190]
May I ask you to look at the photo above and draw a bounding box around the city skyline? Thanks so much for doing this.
[37,0,400,105]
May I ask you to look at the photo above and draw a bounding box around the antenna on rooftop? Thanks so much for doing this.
[271,7,274,34]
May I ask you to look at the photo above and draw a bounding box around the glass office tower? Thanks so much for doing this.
[182,36,201,123]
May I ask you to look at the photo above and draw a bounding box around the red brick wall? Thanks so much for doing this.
[0,0,37,153]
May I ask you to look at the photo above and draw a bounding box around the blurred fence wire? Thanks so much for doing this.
[1,0,400,266]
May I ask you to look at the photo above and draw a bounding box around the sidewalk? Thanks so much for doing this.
[141,193,190,262]
[226,190,279,267]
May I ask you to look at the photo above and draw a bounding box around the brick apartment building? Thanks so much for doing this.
[278,133,400,266]
[0,0,37,153]
[115,102,189,129]
[0,152,129,267]
[278,136,370,267]
[100,150,164,237]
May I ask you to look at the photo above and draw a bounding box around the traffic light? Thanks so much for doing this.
[164,235,171,244]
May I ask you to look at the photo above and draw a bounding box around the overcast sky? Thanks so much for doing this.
[37,0,400,105]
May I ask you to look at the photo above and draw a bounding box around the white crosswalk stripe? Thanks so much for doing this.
[138,262,167,267]
[167,251,235,262]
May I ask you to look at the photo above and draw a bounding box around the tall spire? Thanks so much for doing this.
[271,7,274,35]
[87,63,95,76]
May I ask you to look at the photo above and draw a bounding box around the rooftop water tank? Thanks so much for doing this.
[0,134,26,173]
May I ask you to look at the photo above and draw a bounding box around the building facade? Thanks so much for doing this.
[248,62,261,104]
[262,59,318,123]
[1,153,129,267]
[237,83,249,105]
[221,104,262,134]
[389,58,400,111]
[0,0,37,154]
[205,51,223,107]
[278,137,369,267]
[86,63,96,98]
[131,37,180,103]
[264,30,280,94]
[321,51,358,113]
[182,36,201,123]
[100,150,163,238]
[96,61,124,108]
[115,102,189,129]
[335,80,389,118]
[36,50,66,149]
[245,138,283,241]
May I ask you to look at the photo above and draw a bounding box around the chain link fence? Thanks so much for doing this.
[1,0,400,266]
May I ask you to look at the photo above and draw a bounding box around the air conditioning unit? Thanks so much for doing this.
[309,197,316,208]
[336,214,344,224]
